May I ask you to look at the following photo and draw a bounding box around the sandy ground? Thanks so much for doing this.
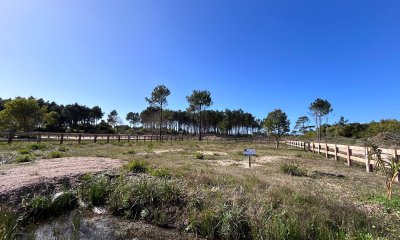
[215,155,289,168]
[0,157,123,196]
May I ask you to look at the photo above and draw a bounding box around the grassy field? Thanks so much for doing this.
[1,140,400,239]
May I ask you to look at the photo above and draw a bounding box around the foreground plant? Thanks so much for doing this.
[366,139,400,199]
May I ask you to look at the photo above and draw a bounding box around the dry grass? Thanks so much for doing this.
[1,140,400,238]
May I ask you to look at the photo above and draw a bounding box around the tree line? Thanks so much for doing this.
[1,85,399,147]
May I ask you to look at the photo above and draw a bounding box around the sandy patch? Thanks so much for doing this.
[199,151,228,156]
[0,157,123,196]
[153,148,184,154]
[214,155,288,168]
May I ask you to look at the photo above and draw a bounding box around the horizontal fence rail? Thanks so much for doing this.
[0,132,278,144]
[286,140,399,180]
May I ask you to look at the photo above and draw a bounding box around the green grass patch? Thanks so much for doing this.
[78,176,110,206]
[195,152,205,160]
[125,159,149,173]
[49,151,62,158]
[365,194,400,212]
[16,154,33,163]
[18,148,30,155]
[28,143,47,151]
[280,162,307,177]
[0,206,18,240]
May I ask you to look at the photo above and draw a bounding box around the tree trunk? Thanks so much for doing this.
[160,103,163,139]
[199,107,202,141]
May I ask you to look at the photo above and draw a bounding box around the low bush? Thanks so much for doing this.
[124,149,136,155]
[195,152,205,160]
[18,149,30,155]
[150,168,173,179]
[125,160,149,173]
[280,162,307,177]
[109,177,184,226]
[58,146,68,152]
[49,151,62,158]
[28,143,47,151]
[16,155,32,163]
[23,192,77,221]
[189,203,251,240]
[79,176,110,206]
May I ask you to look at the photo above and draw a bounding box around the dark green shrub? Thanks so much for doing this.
[16,155,32,163]
[51,192,77,215]
[150,168,172,178]
[195,152,205,159]
[125,160,149,173]
[189,203,251,240]
[18,149,30,155]
[109,178,184,226]
[79,176,110,206]
[28,143,47,150]
[280,162,307,177]
[124,149,136,155]
[49,151,62,158]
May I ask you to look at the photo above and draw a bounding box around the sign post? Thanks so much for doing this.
[243,149,256,168]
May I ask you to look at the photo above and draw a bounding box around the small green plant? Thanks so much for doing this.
[366,139,400,200]
[28,143,47,150]
[0,206,18,240]
[280,162,307,177]
[150,168,172,178]
[18,148,30,155]
[195,152,205,160]
[58,146,68,152]
[23,195,52,220]
[124,149,136,155]
[125,160,149,173]
[49,151,62,158]
[79,176,110,206]
[16,154,32,163]
[51,192,77,215]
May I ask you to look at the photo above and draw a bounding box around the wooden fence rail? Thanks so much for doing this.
[286,140,399,180]
[0,132,277,144]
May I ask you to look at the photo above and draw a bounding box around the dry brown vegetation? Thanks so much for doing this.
[1,140,400,239]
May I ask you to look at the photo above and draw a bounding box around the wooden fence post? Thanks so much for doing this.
[393,149,399,182]
[312,143,315,153]
[107,136,110,143]
[365,147,373,173]
[37,133,42,143]
[60,134,64,145]
[318,143,321,155]
[334,145,338,161]
[325,143,329,158]
[7,132,13,144]
[136,135,139,142]
[347,145,352,166]
[118,135,121,142]
[128,135,130,142]
[94,136,97,143]
[78,134,81,144]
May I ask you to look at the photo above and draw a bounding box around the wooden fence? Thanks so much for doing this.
[286,140,399,179]
[0,132,276,144]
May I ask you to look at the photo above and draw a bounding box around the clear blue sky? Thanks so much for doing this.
[0,0,399,126]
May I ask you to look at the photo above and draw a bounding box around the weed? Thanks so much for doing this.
[0,206,18,240]
[195,152,205,160]
[79,176,110,206]
[18,149,30,155]
[365,194,400,212]
[16,155,32,163]
[280,162,307,177]
[58,146,68,152]
[124,149,136,155]
[49,151,62,158]
[28,143,47,151]
[125,160,149,173]
[150,168,172,179]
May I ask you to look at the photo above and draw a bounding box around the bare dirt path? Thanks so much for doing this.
[0,157,123,200]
